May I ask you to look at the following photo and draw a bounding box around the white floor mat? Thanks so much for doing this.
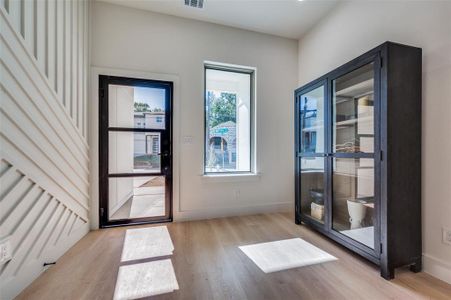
[113,259,179,300]
[239,238,337,273]
[121,226,174,262]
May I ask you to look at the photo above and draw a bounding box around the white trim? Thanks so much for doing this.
[423,253,451,284]
[89,66,181,230]
[175,201,292,222]
[201,172,261,182]
[202,61,258,175]
[204,60,257,73]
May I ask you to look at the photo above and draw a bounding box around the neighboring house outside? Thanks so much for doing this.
[134,111,165,171]
[207,121,237,171]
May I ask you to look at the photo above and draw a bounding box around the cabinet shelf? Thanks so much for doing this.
[335,79,374,98]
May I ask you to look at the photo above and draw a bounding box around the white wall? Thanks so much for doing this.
[297,0,451,283]
[90,1,298,226]
[0,0,90,299]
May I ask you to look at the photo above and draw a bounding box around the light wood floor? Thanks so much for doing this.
[17,213,451,300]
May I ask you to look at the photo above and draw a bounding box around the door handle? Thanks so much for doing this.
[157,151,170,157]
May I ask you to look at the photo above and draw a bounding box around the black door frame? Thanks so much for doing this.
[99,75,173,228]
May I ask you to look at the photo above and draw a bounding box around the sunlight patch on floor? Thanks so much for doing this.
[113,259,179,300]
[239,238,337,273]
[121,226,174,262]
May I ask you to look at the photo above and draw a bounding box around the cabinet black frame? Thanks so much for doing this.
[98,75,173,228]
[295,41,422,279]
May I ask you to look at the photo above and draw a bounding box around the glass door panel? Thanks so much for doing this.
[109,131,161,174]
[109,176,167,220]
[109,85,166,130]
[331,62,376,249]
[332,158,375,249]
[333,63,374,153]
[298,82,327,225]
[299,85,325,154]
[300,157,325,223]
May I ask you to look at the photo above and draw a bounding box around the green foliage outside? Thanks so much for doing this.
[134,102,164,112]
[207,92,236,127]
[134,102,151,112]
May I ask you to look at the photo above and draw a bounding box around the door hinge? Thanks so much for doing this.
[380,151,383,161]
[380,58,383,68]
[380,243,383,254]
[100,207,104,217]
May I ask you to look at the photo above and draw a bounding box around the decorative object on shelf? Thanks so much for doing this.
[309,189,324,221]
[311,202,325,221]
[347,199,367,229]
[335,141,360,153]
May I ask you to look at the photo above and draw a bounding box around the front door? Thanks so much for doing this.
[99,75,173,227]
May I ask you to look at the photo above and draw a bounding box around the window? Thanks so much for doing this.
[156,116,163,123]
[204,63,255,174]
[145,134,160,155]
[152,137,159,153]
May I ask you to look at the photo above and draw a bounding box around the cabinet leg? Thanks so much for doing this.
[410,258,422,273]
[295,216,301,225]
[381,265,395,280]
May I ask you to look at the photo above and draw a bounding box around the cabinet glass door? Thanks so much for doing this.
[298,83,326,224]
[299,85,325,154]
[300,157,325,223]
[331,62,377,249]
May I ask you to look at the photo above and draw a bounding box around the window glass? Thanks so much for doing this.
[299,86,325,153]
[109,131,161,174]
[108,85,166,130]
[205,66,253,173]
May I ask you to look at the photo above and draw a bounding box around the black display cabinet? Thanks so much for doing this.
[294,42,422,279]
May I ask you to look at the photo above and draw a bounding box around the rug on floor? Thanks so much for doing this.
[121,226,174,262]
[113,259,179,299]
[239,238,337,273]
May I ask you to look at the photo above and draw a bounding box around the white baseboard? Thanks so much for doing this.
[174,202,293,222]
[423,253,451,284]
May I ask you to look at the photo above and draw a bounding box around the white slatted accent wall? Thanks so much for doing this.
[0,1,90,299]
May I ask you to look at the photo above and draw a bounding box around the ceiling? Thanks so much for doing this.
[99,0,339,39]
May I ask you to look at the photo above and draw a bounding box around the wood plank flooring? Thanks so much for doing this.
[16,213,451,300]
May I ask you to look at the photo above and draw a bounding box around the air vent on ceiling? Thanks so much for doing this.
[185,0,204,9]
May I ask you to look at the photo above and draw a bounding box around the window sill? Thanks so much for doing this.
[201,172,261,182]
